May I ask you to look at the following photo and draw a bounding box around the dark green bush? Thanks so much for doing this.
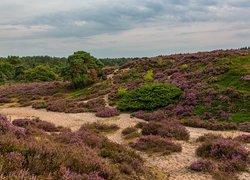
[71,75,93,89]
[24,65,59,82]
[117,83,182,111]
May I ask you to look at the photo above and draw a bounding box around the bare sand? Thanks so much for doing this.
[0,107,249,180]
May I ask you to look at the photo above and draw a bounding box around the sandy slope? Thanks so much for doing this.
[0,107,249,180]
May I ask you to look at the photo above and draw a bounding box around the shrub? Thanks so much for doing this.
[144,70,154,82]
[234,134,250,143]
[141,121,190,141]
[55,128,103,148]
[12,118,59,132]
[135,122,147,129]
[117,83,182,111]
[122,127,138,136]
[196,133,222,143]
[132,110,165,121]
[190,159,217,172]
[0,133,115,179]
[239,122,250,132]
[96,107,120,118]
[122,127,140,140]
[71,75,94,89]
[181,64,189,70]
[32,101,47,109]
[0,115,26,137]
[85,98,106,112]
[24,65,59,82]
[193,137,250,177]
[1,152,25,173]
[131,135,182,154]
[181,119,238,131]
[0,97,11,103]
[84,122,119,133]
[117,88,127,97]
[196,138,249,162]
[46,99,67,112]
[100,139,144,173]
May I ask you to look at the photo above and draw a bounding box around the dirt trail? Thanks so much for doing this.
[0,107,249,180]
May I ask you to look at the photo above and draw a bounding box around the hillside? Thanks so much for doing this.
[0,49,249,179]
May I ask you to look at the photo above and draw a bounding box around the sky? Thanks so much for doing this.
[0,0,249,58]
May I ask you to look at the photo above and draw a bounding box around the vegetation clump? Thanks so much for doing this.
[117,83,182,111]
[234,134,250,143]
[141,121,190,141]
[0,114,153,179]
[190,159,217,172]
[12,118,59,132]
[83,122,119,134]
[122,127,140,139]
[192,137,249,178]
[131,135,182,155]
[96,107,120,118]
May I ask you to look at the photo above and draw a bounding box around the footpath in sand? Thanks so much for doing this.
[0,107,249,180]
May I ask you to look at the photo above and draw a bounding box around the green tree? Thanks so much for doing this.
[67,51,103,89]
[0,62,14,83]
[24,65,59,82]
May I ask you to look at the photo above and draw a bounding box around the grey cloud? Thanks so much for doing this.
[0,0,249,57]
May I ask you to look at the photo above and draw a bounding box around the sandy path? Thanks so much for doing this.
[0,107,249,180]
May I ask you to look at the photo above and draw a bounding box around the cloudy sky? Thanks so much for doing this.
[0,0,249,57]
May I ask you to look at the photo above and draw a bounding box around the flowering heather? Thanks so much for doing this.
[132,110,165,121]
[32,101,48,109]
[131,135,182,154]
[0,115,26,137]
[141,121,190,141]
[196,133,222,143]
[0,97,11,103]
[241,75,250,81]
[96,107,120,118]
[122,127,138,136]
[193,137,250,177]
[55,128,103,148]
[121,127,140,139]
[190,159,217,172]
[0,119,148,179]
[234,134,250,143]
[196,138,249,162]
[239,122,250,132]
[2,152,25,173]
[181,119,238,131]
[12,118,59,132]
[84,122,119,133]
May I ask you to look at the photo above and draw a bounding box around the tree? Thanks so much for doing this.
[67,51,103,89]
[24,65,59,82]
[0,62,14,83]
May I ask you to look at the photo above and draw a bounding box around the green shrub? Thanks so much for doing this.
[181,64,189,70]
[144,70,154,82]
[117,88,127,97]
[71,75,93,89]
[117,83,182,111]
[24,65,59,82]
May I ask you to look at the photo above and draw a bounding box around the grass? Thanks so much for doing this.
[213,54,250,93]
[194,54,250,123]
